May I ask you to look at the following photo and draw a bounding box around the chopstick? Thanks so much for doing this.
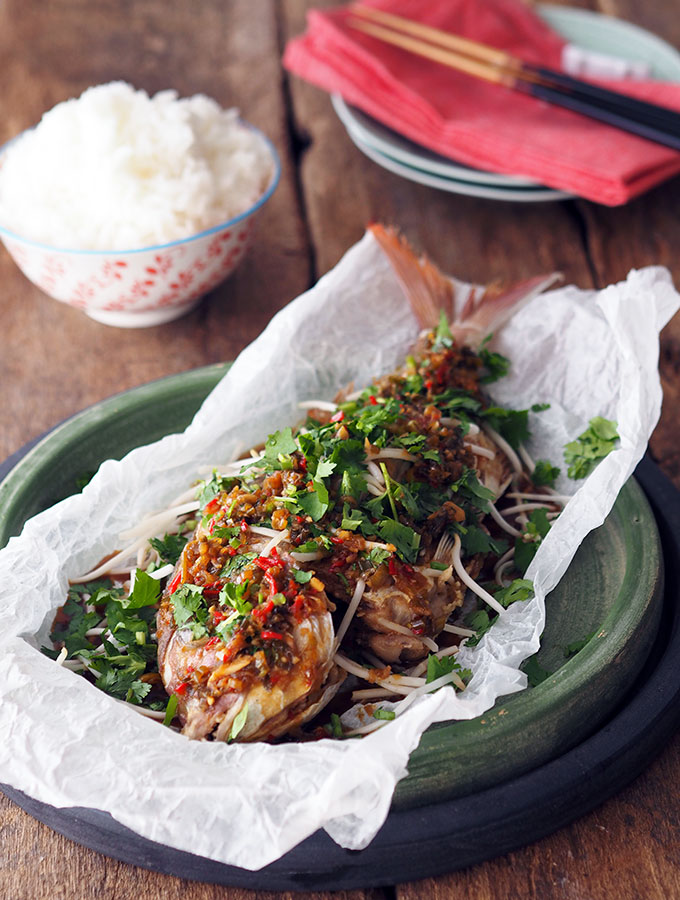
[348,5,680,151]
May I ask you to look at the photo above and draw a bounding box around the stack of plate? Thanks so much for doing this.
[332,5,680,203]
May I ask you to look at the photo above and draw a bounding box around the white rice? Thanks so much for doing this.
[0,82,275,250]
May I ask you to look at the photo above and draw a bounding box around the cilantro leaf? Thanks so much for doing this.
[522,654,551,687]
[459,524,508,557]
[425,654,470,688]
[514,508,551,574]
[170,584,209,638]
[565,630,596,657]
[316,458,336,479]
[463,609,492,647]
[532,460,560,488]
[297,480,330,521]
[493,578,534,608]
[125,568,161,609]
[220,552,256,579]
[367,548,391,568]
[264,427,298,461]
[377,520,421,564]
[482,407,530,449]
[479,347,510,383]
[564,417,619,479]
[197,470,232,508]
[149,532,188,566]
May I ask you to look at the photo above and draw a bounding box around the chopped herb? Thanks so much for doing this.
[532,459,560,487]
[482,407,530,449]
[163,693,178,726]
[293,569,313,584]
[220,552,256,579]
[297,479,330,521]
[463,608,492,647]
[564,416,619,479]
[430,560,448,571]
[494,578,534,608]
[264,427,298,461]
[197,470,233,509]
[229,702,249,741]
[377,519,421,564]
[522,654,551,687]
[565,630,596,657]
[479,347,510,383]
[514,508,551,574]
[149,532,189,566]
[367,548,391,569]
[125,568,161,609]
[373,708,396,720]
[459,524,508,557]
[425,653,469,686]
[434,309,453,348]
[170,583,209,638]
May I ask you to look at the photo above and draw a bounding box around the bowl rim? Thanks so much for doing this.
[0,119,281,256]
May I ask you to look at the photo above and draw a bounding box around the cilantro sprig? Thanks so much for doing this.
[564,416,619,479]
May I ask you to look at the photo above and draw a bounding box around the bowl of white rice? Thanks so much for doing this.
[0,82,280,327]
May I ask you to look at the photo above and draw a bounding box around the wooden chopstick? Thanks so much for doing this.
[348,5,680,152]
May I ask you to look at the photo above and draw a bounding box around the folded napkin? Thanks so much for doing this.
[284,0,680,205]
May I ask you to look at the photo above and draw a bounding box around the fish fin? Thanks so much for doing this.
[369,224,453,330]
[451,273,563,348]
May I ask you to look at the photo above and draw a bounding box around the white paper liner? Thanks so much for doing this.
[0,232,677,870]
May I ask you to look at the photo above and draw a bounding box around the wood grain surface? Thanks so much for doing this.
[1,0,680,897]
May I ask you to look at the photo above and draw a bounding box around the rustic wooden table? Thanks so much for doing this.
[1,0,680,897]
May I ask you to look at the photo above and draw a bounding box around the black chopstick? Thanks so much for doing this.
[521,79,680,151]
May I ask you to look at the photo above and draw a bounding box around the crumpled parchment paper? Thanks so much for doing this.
[0,231,677,869]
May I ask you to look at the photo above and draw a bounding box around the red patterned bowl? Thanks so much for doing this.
[0,130,280,328]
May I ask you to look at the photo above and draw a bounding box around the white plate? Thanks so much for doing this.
[348,131,571,202]
[332,3,680,200]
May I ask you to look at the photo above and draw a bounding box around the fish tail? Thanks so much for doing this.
[370,224,561,347]
[451,273,563,348]
[369,224,453,330]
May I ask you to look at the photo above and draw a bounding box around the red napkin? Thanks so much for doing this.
[283,0,680,205]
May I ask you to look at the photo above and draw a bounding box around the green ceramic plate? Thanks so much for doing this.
[0,365,664,808]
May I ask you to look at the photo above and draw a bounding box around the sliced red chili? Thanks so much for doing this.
[330,535,344,545]
[204,498,221,515]
[369,395,378,405]
[292,594,306,620]
[264,570,278,595]
[240,519,249,533]
[212,608,227,622]
[175,682,189,695]
[252,599,274,622]
[298,456,307,472]
[388,558,398,576]
[205,636,220,648]
[330,410,345,422]
[167,569,182,594]
[261,630,284,641]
